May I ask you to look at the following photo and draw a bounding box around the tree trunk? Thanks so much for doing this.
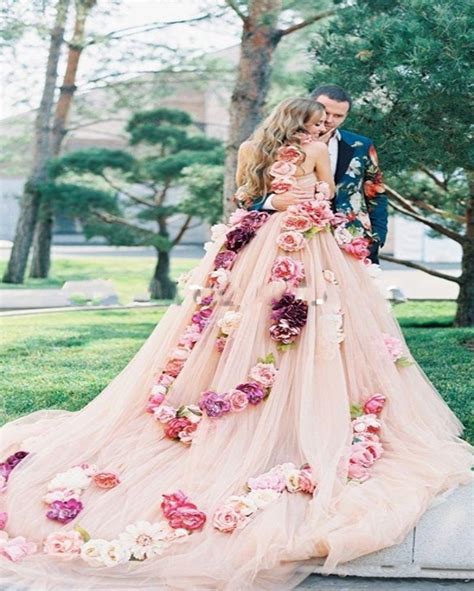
[149,249,176,300]
[30,0,96,279]
[2,0,70,284]
[149,217,176,300]
[454,180,474,327]
[222,0,282,219]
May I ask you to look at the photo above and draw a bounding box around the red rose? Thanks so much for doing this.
[164,417,192,439]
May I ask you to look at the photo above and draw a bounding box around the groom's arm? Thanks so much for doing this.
[363,143,388,247]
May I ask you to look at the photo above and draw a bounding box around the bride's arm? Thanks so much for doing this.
[312,142,336,198]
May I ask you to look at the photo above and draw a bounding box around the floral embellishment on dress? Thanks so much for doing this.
[382,333,413,367]
[161,490,207,532]
[269,256,306,288]
[269,292,308,351]
[213,462,316,533]
[347,394,386,483]
[0,451,29,492]
[215,310,243,352]
[44,464,120,524]
[0,532,37,562]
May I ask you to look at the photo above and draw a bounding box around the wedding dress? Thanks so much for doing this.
[0,163,472,591]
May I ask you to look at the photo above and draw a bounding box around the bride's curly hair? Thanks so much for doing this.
[241,97,325,200]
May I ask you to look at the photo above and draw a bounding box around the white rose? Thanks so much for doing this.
[80,539,110,567]
[210,223,229,242]
[203,241,213,252]
[285,470,302,493]
[208,268,230,288]
[333,226,354,246]
[247,489,280,509]
[227,494,258,516]
[169,347,190,361]
[48,467,91,491]
[217,311,242,336]
[99,540,131,567]
[151,384,168,396]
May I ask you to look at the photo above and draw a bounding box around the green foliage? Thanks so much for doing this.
[49,149,136,179]
[180,164,224,225]
[308,0,473,175]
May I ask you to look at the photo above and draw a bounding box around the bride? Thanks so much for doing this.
[0,97,472,591]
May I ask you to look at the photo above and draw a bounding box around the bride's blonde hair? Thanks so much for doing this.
[242,97,325,199]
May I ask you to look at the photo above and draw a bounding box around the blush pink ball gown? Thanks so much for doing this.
[0,171,472,591]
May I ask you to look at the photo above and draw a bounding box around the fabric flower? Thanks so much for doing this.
[43,531,84,560]
[224,389,249,412]
[213,505,249,533]
[343,237,371,260]
[99,539,131,567]
[269,160,297,177]
[247,471,286,493]
[154,405,177,424]
[164,417,193,439]
[42,488,82,504]
[248,362,277,388]
[246,488,281,508]
[281,214,314,233]
[47,466,90,492]
[276,230,305,252]
[162,358,186,378]
[363,394,386,415]
[217,311,242,336]
[0,535,37,562]
[235,381,266,405]
[271,292,308,329]
[208,267,231,289]
[0,512,7,529]
[383,333,404,362]
[238,211,270,230]
[347,462,370,482]
[271,177,297,194]
[269,322,301,345]
[269,256,305,286]
[210,223,229,242]
[351,414,381,434]
[46,499,84,524]
[167,505,207,531]
[277,145,303,162]
[225,226,255,253]
[228,209,249,226]
[198,391,231,418]
[213,249,237,270]
[93,472,121,489]
[146,392,166,414]
[118,521,171,560]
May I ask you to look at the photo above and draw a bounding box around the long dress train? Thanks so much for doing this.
[0,171,472,590]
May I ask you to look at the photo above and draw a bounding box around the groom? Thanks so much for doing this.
[245,85,388,264]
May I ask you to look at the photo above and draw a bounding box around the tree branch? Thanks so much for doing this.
[380,254,461,284]
[386,185,464,244]
[387,183,465,224]
[278,8,336,37]
[91,209,156,236]
[419,166,448,191]
[100,173,156,208]
[225,0,247,22]
[171,214,193,247]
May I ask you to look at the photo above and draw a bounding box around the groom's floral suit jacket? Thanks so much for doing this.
[241,129,388,249]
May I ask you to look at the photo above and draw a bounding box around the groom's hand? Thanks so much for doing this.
[272,188,311,211]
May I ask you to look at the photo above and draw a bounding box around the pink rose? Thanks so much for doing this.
[277,145,303,162]
[363,394,386,415]
[290,200,334,227]
[276,230,305,252]
[281,214,314,233]
[224,389,249,412]
[383,334,404,362]
[164,417,192,439]
[156,372,175,387]
[178,422,198,444]
[161,490,190,518]
[271,177,297,194]
[247,471,286,493]
[347,463,370,482]
[270,256,305,286]
[269,160,297,177]
[163,358,186,378]
[215,336,227,353]
[43,531,84,560]
[167,506,207,531]
[352,414,381,434]
[228,209,248,226]
[213,505,248,533]
[0,536,37,562]
[349,443,376,468]
[343,237,371,260]
[314,181,331,199]
[0,512,7,529]
[298,470,316,494]
[248,363,277,388]
[360,439,384,461]
[154,404,177,424]
[93,472,120,489]
[146,392,165,414]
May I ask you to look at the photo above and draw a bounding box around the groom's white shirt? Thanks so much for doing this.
[261,129,341,210]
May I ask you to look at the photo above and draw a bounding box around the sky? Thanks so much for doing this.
[1,0,242,118]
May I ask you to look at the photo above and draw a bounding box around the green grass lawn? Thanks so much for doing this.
[0,256,199,304]
[1,302,473,444]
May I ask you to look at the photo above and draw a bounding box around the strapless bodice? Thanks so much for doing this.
[293,171,318,196]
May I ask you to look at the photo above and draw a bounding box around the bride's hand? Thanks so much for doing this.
[272,189,311,211]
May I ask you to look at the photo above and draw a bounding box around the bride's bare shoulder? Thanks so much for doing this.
[304,139,329,155]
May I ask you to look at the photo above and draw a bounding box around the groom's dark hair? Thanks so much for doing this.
[310,84,353,110]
